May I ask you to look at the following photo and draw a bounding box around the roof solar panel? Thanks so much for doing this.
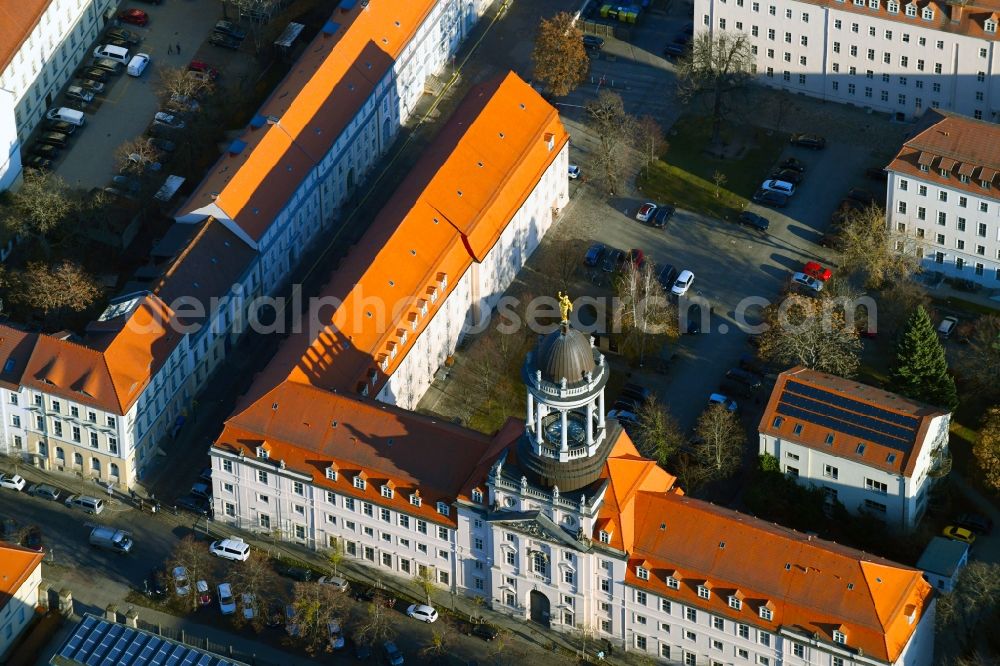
[775,403,912,452]
[784,381,920,429]
[781,392,914,442]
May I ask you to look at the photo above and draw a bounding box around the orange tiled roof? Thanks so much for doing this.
[887,109,1000,199]
[758,367,947,477]
[0,324,38,391]
[0,542,43,612]
[235,72,567,408]
[217,381,499,526]
[794,0,1000,40]
[179,0,439,240]
[22,294,181,414]
[593,433,680,553]
[0,0,51,74]
[628,492,933,663]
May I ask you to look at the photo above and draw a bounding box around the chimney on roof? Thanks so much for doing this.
[950,2,965,23]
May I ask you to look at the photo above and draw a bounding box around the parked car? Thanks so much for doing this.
[209,537,251,561]
[0,474,26,491]
[118,9,149,26]
[77,67,108,82]
[22,527,43,552]
[127,54,150,77]
[778,157,805,172]
[144,569,166,599]
[318,575,350,591]
[708,393,738,412]
[601,247,624,273]
[75,78,105,93]
[956,512,994,535]
[751,189,788,208]
[105,27,141,45]
[197,580,212,606]
[625,248,645,268]
[91,58,124,75]
[175,494,211,515]
[214,20,247,40]
[802,261,832,281]
[65,86,94,103]
[190,482,211,499]
[760,179,795,197]
[241,593,256,619]
[209,33,242,50]
[277,563,314,582]
[188,60,219,79]
[472,623,500,640]
[656,263,678,290]
[126,152,161,172]
[650,205,674,228]
[583,34,605,50]
[790,272,824,294]
[27,483,61,501]
[173,566,190,596]
[1,517,17,541]
[671,269,695,296]
[327,620,346,649]
[937,316,958,338]
[663,42,687,58]
[383,641,404,666]
[942,525,976,545]
[635,202,657,222]
[169,93,200,111]
[285,605,301,637]
[790,133,826,149]
[737,211,769,232]
[37,132,69,148]
[25,156,53,170]
[607,408,639,423]
[584,242,606,267]
[568,164,580,179]
[725,367,763,389]
[31,144,61,159]
[153,112,185,129]
[769,168,802,184]
[217,583,237,615]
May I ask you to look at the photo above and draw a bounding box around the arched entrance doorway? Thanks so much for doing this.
[529,590,550,627]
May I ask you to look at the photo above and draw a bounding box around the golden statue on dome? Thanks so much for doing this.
[557,291,573,323]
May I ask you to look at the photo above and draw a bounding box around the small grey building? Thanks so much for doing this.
[917,536,970,593]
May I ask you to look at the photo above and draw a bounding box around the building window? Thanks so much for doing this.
[637,566,649,580]
[353,475,366,490]
[866,478,888,494]
[738,624,750,639]
[760,606,773,620]
[436,501,449,516]
[897,201,907,214]
[824,465,838,480]
[728,596,742,610]
[697,585,711,600]
[833,630,847,644]
[667,577,680,590]
[381,485,394,499]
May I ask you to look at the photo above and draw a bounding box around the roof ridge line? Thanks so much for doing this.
[153,218,216,295]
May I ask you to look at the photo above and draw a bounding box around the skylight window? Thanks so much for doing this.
[856,443,867,455]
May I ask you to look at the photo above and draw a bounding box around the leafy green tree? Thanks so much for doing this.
[890,306,958,409]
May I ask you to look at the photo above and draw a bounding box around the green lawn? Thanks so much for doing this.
[637,115,789,220]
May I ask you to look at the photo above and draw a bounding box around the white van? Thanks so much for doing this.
[65,495,105,515]
[760,179,796,197]
[127,54,150,77]
[45,107,85,126]
[93,44,130,64]
[209,538,250,561]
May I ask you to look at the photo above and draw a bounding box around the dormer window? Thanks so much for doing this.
[410,492,422,507]
[697,585,711,600]
[636,566,649,580]
[378,356,389,371]
[599,531,611,544]
[960,175,969,183]
[666,576,680,590]
[921,7,933,19]
[438,272,448,290]
[381,485,394,499]
[868,0,878,8]
[887,1,898,12]
[905,3,916,16]
[760,606,774,621]
[919,164,929,172]
[256,446,269,460]
[772,416,784,428]
[325,465,338,481]
[981,180,991,190]
[833,630,847,644]
[940,168,949,178]
[824,433,835,444]
[353,475,367,490]
[728,596,743,610]
[987,19,997,33]
[856,443,867,455]
[436,501,450,516]
[471,488,484,503]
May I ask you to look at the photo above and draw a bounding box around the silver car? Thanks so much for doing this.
[153,112,185,129]
[65,85,94,103]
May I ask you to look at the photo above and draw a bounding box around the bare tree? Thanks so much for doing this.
[0,169,75,257]
[166,536,214,612]
[586,91,637,195]
[633,115,665,176]
[157,66,213,103]
[691,404,745,481]
[13,261,102,318]
[634,396,684,466]
[355,592,396,647]
[232,552,280,631]
[712,170,728,198]
[615,260,677,365]
[757,294,862,377]
[973,407,1000,492]
[115,136,161,177]
[289,581,347,654]
[531,12,589,97]
[936,561,1000,650]
[673,451,713,495]
[957,316,1000,400]
[225,0,281,52]
[676,31,755,146]
[877,277,931,339]
[839,204,919,289]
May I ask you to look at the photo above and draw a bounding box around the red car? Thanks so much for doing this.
[626,248,646,268]
[803,261,832,281]
[118,9,149,26]
[188,60,219,79]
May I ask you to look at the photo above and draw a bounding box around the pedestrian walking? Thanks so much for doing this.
[176,43,181,54]
[167,44,173,55]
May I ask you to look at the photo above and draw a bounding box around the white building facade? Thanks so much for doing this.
[696,0,1000,121]
[0,545,43,660]
[759,367,951,530]
[0,0,119,191]
[886,109,1000,285]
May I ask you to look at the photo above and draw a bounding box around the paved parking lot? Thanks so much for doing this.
[55,0,252,190]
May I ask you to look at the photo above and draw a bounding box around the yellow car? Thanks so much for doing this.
[942,525,976,545]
